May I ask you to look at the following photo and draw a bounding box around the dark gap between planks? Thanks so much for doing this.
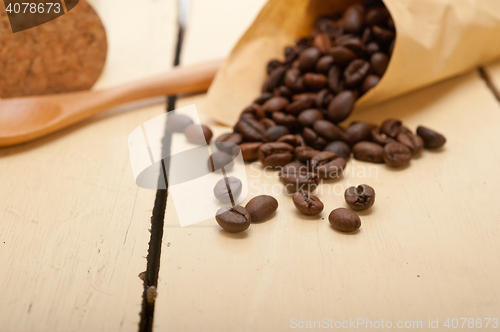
[138,8,186,332]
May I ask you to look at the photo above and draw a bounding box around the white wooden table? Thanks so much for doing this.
[1,0,500,331]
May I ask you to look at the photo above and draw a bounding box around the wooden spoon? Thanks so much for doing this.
[0,59,223,147]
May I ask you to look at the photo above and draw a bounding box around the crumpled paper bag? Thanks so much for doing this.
[203,0,500,126]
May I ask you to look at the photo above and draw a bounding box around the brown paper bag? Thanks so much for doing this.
[203,0,500,126]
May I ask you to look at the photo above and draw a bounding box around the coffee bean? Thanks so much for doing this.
[316,55,335,73]
[303,73,328,90]
[263,96,290,113]
[416,126,446,149]
[346,122,377,144]
[298,47,322,71]
[258,142,295,167]
[343,4,365,33]
[234,118,266,142]
[272,112,297,129]
[284,68,304,92]
[370,127,393,146]
[329,208,361,232]
[370,52,389,76]
[329,46,357,65]
[262,66,287,92]
[239,142,262,161]
[365,6,390,26]
[253,92,274,105]
[262,125,290,142]
[277,134,299,146]
[267,59,283,74]
[166,113,193,132]
[338,37,366,56]
[295,146,320,163]
[380,118,402,138]
[208,151,234,172]
[279,167,319,193]
[324,141,351,160]
[315,89,334,109]
[310,151,347,178]
[298,109,324,127]
[366,42,380,55]
[372,25,395,44]
[396,132,423,155]
[286,98,315,115]
[327,66,344,93]
[361,75,380,93]
[245,195,278,222]
[275,85,293,99]
[292,190,324,216]
[344,59,370,87]
[352,141,384,163]
[313,120,343,141]
[383,142,412,167]
[313,33,333,54]
[283,161,308,172]
[215,206,251,233]
[345,184,375,211]
[184,124,213,144]
[260,118,277,129]
[327,91,356,124]
[215,133,243,153]
[213,177,242,204]
[303,127,327,150]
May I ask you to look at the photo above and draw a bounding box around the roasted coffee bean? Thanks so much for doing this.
[361,75,380,93]
[262,66,287,92]
[234,118,266,142]
[304,130,328,150]
[346,122,377,144]
[397,132,424,155]
[316,55,335,73]
[295,146,320,163]
[284,68,304,92]
[215,206,251,233]
[365,6,390,26]
[372,25,395,44]
[184,124,213,144]
[329,208,361,232]
[292,190,324,216]
[298,109,324,127]
[258,142,295,167]
[266,59,283,74]
[327,91,356,124]
[313,120,342,141]
[296,134,306,147]
[283,161,308,172]
[366,41,380,55]
[166,113,193,132]
[254,92,274,105]
[303,73,328,90]
[329,46,357,65]
[343,4,365,33]
[286,97,315,115]
[272,112,297,129]
[371,127,395,146]
[310,151,347,178]
[315,89,333,109]
[383,142,412,167]
[324,141,351,160]
[242,103,264,119]
[277,134,299,146]
[239,112,255,120]
[353,141,385,163]
[362,26,372,44]
[215,133,243,153]
[345,184,375,211]
[275,85,293,99]
[344,59,370,87]
[298,47,322,71]
[313,33,333,54]
[208,151,234,172]
[327,66,344,93]
[213,177,242,204]
[279,167,318,193]
[416,126,447,149]
[370,52,389,76]
[263,96,290,113]
[292,92,317,102]
[380,118,402,138]
[238,142,262,161]
[245,195,279,222]
[260,118,277,129]
[262,125,290,142]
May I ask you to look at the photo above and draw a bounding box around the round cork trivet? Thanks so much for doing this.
[0,0,107,98]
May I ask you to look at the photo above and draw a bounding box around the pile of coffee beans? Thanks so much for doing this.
[173,1,447,234]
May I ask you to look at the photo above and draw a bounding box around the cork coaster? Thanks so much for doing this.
[0,0,107,98]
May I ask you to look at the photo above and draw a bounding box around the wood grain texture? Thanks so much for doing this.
[154,1,500,331]
[0,0,177,331]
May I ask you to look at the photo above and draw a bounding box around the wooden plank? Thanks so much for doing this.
[0,0,177,331]
[154,1,500,331]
